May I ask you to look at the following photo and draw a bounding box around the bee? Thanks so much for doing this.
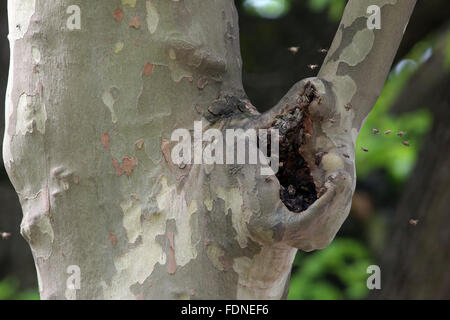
[318,48,328,54]
[343,153,350,159]
[344,103,352,111]
[287,185,296,196]
[397,131,405,137]
[372,128,380,134]
[361,147,369,152]
[308,64,319,70]
[288,47,299,54]
[402,141,410,147]
[384,130,392,135]
[1,232,11,240]
[409,219,419,226]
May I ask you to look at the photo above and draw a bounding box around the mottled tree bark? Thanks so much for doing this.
[4,0,415,299]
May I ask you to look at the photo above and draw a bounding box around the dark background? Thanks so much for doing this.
[1,0,449,299]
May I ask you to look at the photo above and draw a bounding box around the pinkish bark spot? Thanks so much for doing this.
[166,232,176,274]
[197,76,208,90]
[129,16,141,29]
[113,9,124,23]
[143,62,153,76]
[109,233,117,245]
[112,157,137,177]
[101,133,110,150]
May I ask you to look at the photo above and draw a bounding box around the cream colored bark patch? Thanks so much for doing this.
[206,243,225,271]
[20,188,54,260]
[216,187,250,248]
[102,88,118,123]
[101,177,197,299]
[122,0,136,8]
[16,93,47,135]
[32,47,41,63]
[157,177,198,266]
[101,212,167,299]
[146,0,159,34]
[7,0,36,40]
[120,199,142,244]
[339,29,374,67]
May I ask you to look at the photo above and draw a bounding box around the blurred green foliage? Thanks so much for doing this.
[243,0,291,19]
[242,0,345,21]
[307,0,346,22]
[288,238,372,300]
[0,278,39,300]
[445,30,450,70]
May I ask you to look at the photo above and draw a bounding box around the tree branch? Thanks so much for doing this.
[245,0,417,251]
[318,0,417,128]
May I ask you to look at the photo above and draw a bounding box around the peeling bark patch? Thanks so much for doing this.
[16,93,47,135]
[273,86,318,212]
[129,16,141,29]
[197,76,209,90]
[120,199,143,244]
[8,0,36,40]
[339,29,374,67]
[122,0,136,8]
[102,88,119,123]
[113,9,124,23]
[136,139,144,149]
[166,232,177,274]
[156,178,197,266]
[142,62,153,76]
[216,188,251,248]
[114,41,124,54]
[112,157,137,177]
[32,47,41,63]
[101,133,110,150]
[206,243,225,271]
[20,188,53,259]
[146,0,159,34]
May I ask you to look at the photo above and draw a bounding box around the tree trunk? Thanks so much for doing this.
[3,0,415,299]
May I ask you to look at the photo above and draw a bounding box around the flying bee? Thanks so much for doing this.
[1,232,11,240]
[397,131,405,137]
[361,147,369,152]
[318,48,328,54]
[384,130,392,135]
[308,64,319,70]
[288,46,299,54]
[402,141,410,147]
[372,128,380,134]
